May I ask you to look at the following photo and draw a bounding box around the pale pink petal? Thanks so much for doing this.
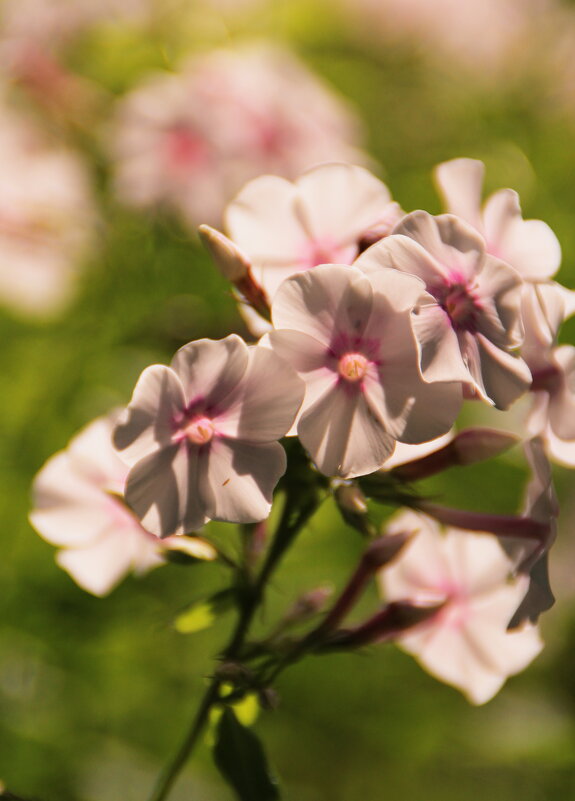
[215,345,304,441]
[474,333,531,410]
[67,414,127,492]
[265,329,338,431]
[30,451,115,546]
[225,174,306,262]
[125,443,207,537]
[200,438,286,522]
[296,163,392,245]
[394,212,484,281]
[553,282,575,321]
[410,301,471,383]
[363,232,449,283]
[171,335,248,409]
[56,525,163,597]
[362,264,427,315]
[113,365,186,466]
[434,158,484,229]
[547,345,575,440]
[366,308,462,439]
[298,383,395,478]
[272,264,372,346]
[484,190,561,280]
[475,254,524,348]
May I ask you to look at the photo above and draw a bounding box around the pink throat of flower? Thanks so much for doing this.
[185,416,215,445]
[338,352,369,383]
[436,281,480,331]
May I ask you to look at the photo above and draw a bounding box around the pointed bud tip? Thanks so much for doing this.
[454,428,519,466]
[198,224,251,281]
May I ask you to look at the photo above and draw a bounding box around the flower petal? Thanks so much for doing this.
[125,444,207,537]
[474,333,531,410]
[200,438,286,522]
[434,158,484,229]
[225,174,306,262]
[484,189,561,280]
[298,383,395,478]
[171,335,248,410]
[216,345,305,441]
[113,365,186,466]
[56,525,163,597]
[272,264,372,346]
[296,163,392,245]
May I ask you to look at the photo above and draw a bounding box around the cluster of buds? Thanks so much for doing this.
[31,158,570,707]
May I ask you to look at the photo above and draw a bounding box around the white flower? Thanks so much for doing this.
[114,335,305,537]
[267,264,461,478]
[29,414,215,596]
[359,211,531,409]
[379,509,543,704]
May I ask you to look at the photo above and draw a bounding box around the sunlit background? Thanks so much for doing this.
[3,0,575,798]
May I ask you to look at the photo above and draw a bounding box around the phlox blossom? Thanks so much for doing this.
[380,509,543,704]
[114,335,304,537]
[359,211,531,409]
[266,264,461,478]
[225,162,402,302]
[29,414,215,596]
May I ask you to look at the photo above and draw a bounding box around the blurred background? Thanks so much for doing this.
[3,0,575,799]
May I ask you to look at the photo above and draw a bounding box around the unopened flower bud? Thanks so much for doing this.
[391,428,518,482]
[286,585,333,624]
[453,428,518,466]
[321,601,443,650]
[198,224,251,282]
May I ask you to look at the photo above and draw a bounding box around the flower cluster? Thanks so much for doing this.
[31,158,569,709]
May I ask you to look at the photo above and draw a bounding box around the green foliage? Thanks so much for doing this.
[213,708,280,801]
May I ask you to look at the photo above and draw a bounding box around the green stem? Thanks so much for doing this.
[146,483,322,801]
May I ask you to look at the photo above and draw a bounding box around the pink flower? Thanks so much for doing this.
[379,509,543,704]
[29,414,215,596]
[434,158,561,282]
[359,211,531,409]
[110,45,368,227]
[0,100,95,316]
[114,335,305,537]
[224,162,402,302]
[266,264,461,478]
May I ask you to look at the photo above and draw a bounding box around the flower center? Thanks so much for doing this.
[436,282,480,332]
[338,352,369,382]
[185,416,215,445]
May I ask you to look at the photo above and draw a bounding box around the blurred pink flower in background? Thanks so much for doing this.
[380,509,543,704]
[30,414,216,596]
[0,97,95,317]
[0,0,147,104]
[110,44,369,226]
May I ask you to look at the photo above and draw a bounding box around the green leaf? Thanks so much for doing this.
[173,589,235,634]
[213,708,281,801]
